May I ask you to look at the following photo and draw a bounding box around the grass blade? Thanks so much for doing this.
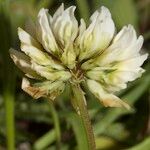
[33,129,56,150]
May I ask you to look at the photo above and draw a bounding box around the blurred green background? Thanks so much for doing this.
[0,0,150,150]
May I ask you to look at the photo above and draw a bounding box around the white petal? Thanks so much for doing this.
[60,44,76,69]
[86,54,148,92]
[18,27,41,49]
[95,25,141,66]
[129,35,144,55]
[9,48,41,79]
[78,19,86,40]
[22,77,65,100]
[90,6,111,21]
[36,8,59,55]
[51,6,78,46]
[75,19,86,56]
[115,54,148,71]
[107,54,148,84]
[81,27,141,70]
[114,35,144,60]
[79,6,115,61]
[109,70,143,84]
[52,3,64,23]
[31,62,71,81]
[25,19,37,40]
[113,25,137,44]
[22,77,45,99]
[87,79,130,109]
[20,44,64,70]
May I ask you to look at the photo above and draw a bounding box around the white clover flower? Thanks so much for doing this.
[10,4,148,109]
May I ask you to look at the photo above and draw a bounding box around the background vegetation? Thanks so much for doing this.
[0,0,149,149]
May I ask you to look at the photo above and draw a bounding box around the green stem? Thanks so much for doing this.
[4,89,15,150]
[71,84,96,150]
[49,101,61,149]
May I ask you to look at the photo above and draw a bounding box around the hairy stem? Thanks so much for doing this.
[71,84,96,150]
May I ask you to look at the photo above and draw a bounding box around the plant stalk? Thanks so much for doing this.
[71,84,96,150]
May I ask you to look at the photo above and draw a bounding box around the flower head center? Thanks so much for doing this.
[70,64,85,84]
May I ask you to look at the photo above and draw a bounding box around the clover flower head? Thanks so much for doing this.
[10,4,148,109]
